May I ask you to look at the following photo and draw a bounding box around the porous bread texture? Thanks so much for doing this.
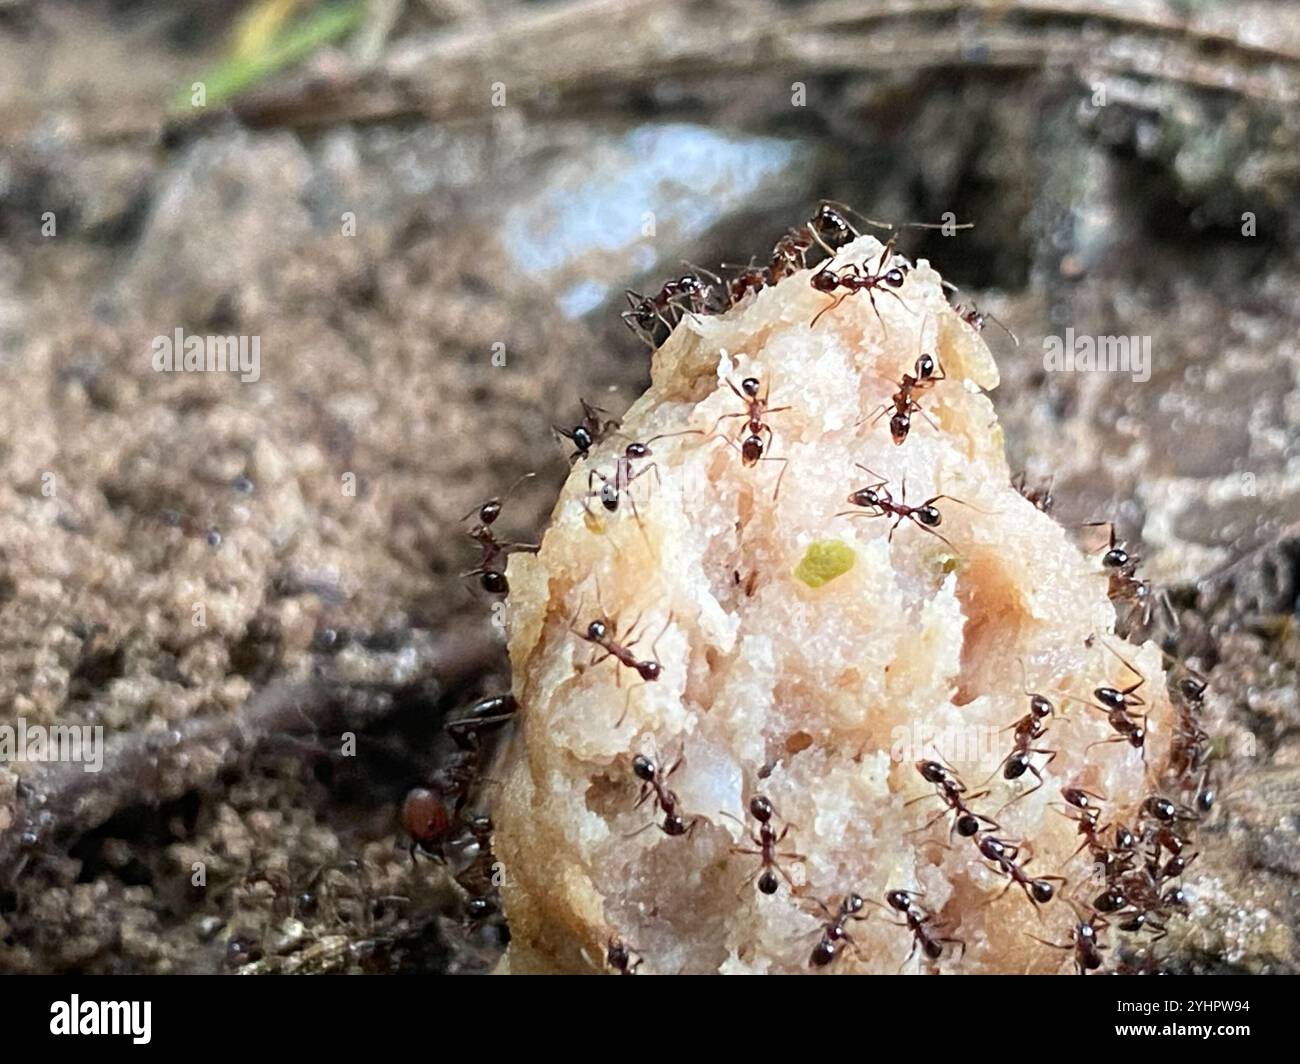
[493,235,1175,974]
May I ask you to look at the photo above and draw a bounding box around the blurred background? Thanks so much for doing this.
[0,0,1297,973]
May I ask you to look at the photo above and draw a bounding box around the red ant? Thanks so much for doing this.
[463,473,539,595]
[1084,521,1172,632]
[975,835,1066,913]
[809,238,909,328]
[839,466,974,550]
[984,665,1059,810]
[1029,910,1107,974]
[631,751,696,837]
[622,273,715,346]
[401,694,516,860]
[808,892,869,968]
[583,431,699,525]
[878,889,965,967]
[725,795,803,896]
[574,611,668,685]
[809,210,973,327]
[953,302,1018,345]
[1065,643,1149,760]
[707,376,790,496]
[907,758,999,839]
[605,937,643,975]
[865,327,946,444]
[554,399,620,463]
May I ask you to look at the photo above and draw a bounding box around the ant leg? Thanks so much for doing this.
[761,455,790,501]
[811,292,849,328]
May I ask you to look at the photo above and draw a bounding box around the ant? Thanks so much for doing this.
[606,937,643,975]
[707,377,790,496]
[574,611,668,686]
[554,399,620,463]
[839,466,974,550]
[879,889,965,967]
[809,892,869,968]
[953,302,1018,345]
[463,473,539,595]
[401,694,516,861]
[1029,910,1107,974]
[583,431,699,526]
[631,751,696,837]
[809,238,909,328]
[1065,643,1149,760]
[984,666,1059,810]
[865,327,946,445]
[1084,521,1172,632]
[725,795,803,896]
[908,758,999,839]
[622,273,715,346]
[975,835,1066,913]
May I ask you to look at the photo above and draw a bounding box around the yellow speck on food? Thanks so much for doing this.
[794,541,856,588]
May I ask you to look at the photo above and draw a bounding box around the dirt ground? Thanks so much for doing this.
[0,0,1298,973]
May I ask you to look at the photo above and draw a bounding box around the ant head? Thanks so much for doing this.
[625,441,650,459]
[1163,887,1189,910]
[916,505,942,527]
[1115,825,1135,850]
[401,787,451,846]
[1142,796,1176,822]
[1062,787,1091,810]
[978,836,1005,860]
[812,203,854,247]
[916,759,946,784]
[1078,921,1098,942]
[811,268,839,293]
[885,889,912,913]
[1179,676,1207,703]
[1095,685,1125,710]
[663,815,688,837]
[741,377,761,397]
[849,487,881,509]
[479,499,503,525]
[1093,887,1125,912]
[922,938,944,960]
[741,435,763,464]
[757,870,780,895]
[1128,726,1146,748]
[571,426,594,451]
[587,619,608,642]
[889,411,911,444]
[480,570,508,595]
[600,482,620,511]
[883,266,907,288]
[749,795,775,823]
[1103,546,1129,569]
[637,661,662,682]
[632,754,656,782]
[1030,694,1054,719]
[916,353,936,379]
[1196,785,1215,813]
[956,813,981,837]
